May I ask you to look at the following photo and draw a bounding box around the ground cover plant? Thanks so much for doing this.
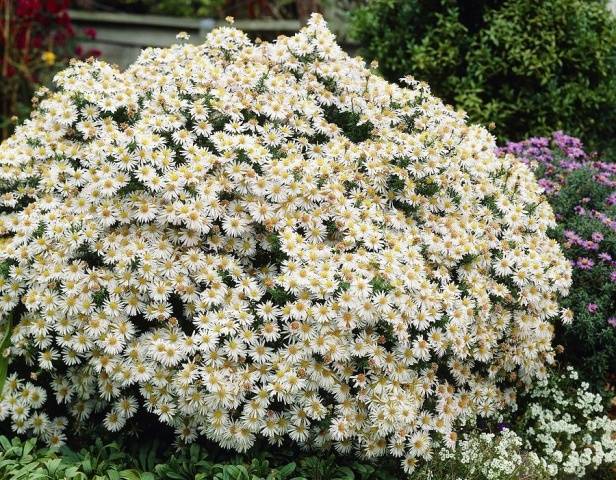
[498,133,616,392]
[0,431,550,480]
[510,367,616,479]
[350,0,616,153]
[0,13,574,475]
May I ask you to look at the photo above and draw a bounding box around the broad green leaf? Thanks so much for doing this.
[44,457,62,474]
[276,462,296,479]
[107,469,121,480]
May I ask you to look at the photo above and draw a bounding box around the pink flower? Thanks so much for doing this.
[609,317,616,328]
[575,257,595,270]
[83,27,97,40]
[591,232,604,243]
[587,303,598,314]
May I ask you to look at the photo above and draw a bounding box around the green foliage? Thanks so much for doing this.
[0,436,149,480]
[0,436,405,480]
[0,433,559,480]
[350,0,616,152]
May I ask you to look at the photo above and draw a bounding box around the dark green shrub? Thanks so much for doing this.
[350,0,616,152]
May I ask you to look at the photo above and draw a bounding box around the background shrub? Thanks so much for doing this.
[498,133,616,393]
[350,0,616,152]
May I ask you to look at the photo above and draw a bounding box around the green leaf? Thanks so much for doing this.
[138,444,158,472]
[334,466,355,480]
[107,469,121,480]
[0,436,12,451]
[20,440,35,459]
[218,465,250,480]
[63,466,80,479]
[44,457,62,474]
[277,462,296,479]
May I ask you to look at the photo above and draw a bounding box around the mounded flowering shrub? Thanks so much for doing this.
[498,133,616,391]
[0,15,571,472]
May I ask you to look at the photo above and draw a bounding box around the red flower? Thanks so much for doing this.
[45,0,64,14]
[86,48,102,58]
[15,0,42,17]
[84,27,97,40]
[56,11,73,28]
[5,64,16,78]
[32,34,43,49]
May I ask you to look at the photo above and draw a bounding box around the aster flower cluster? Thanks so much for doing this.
[498,133,616,387]
[497,132,616,196]
[0,15,571,471]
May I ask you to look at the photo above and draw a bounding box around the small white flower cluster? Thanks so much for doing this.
[0,14,571,469]
[438,429,545,480]
[519,367,616,477]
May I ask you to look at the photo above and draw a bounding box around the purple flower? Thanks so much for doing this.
[587,303,599,314]
[611,271,616,283]
[591,232,604,243]
[497,422,510,432]
[575,257,595,270]
[609,317,616,328]
[564,230,582,243]
[598,253,612,263]
[537,178,556,194]
[553,131,587,159]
